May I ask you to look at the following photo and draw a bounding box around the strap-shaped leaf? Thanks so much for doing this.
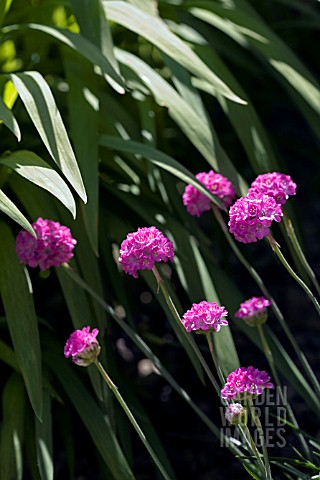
[115,48,248,195]
[0,374,26,480]
[35,390,53,480]
[103,1,245,104]
[0,95,20,140]
[0,150,76,218]
[0,189,35,236]
[3,23,126,94]
[10,72,87,203]
[0,221,42,420]
[99,135,225,210]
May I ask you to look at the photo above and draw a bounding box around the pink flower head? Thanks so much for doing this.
[181,301,228,333]
[182,170,236,217]
[228,193,283,243]
[249,172,296,205]
[221,366,274,401]
[64,326,100,366]
[119,226,174,278]
[16,217,77,270]
[225,403,247,426]
[235,296,271,326]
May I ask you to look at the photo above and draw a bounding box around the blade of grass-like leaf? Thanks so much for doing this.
[114,48,248,195]
[10,71,87,203]
[0,189,35,236]
[0,150,76,217]
[44,345,135,480]
[99,135,225,210]
[189,235,240,376]
[35,389,53,480]
[0,339,18,370]
[186,1,320,115]
[3,23,125,93]
[0,374,26,480]
[0,221,42,420]
[64,54,99,253]
[103,1,245,104]
[0,95,20,140]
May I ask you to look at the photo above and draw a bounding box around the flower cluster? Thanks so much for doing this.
[235,296,271,326]
[119,226,174,278]
[64,326,100,367]
[225,403,247,426]
[249,172,296,205]
[16,217,77,270]
[221,366,274,400]
[228,193,283,243]
[182,170,236,217]
[181,301,228,333]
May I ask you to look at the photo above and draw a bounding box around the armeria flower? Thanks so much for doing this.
[228,193,283,243]
[64,326,100,367]
[16,217,77,270]
[221,366,274,401]
[182,170,236,217]
[181,301,228,333]
[248,172,296,205]
[119,226,174,278]
[225,403,247,426]
[235,296,271,326]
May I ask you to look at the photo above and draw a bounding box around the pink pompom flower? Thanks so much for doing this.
[221,366,274,401]
[248,172,296,205]
[64,326,100,367]
[16,217,77,270]
[119,226,174,278]
[182,170,236,217]
[228,193,283,243]
[181,301,228,333]
[235,296,271,326]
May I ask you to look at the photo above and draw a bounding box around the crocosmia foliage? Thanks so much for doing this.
[0,1,319,479]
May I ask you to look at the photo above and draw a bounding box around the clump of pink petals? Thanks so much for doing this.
[16,217,77,270]
[248,172,296,205]
[221,366,274,401]
[228,192,283,243]
[235,296,271,320]
[119,226,174,278]
[181,301,228,333]
[182,170,236,217]
[64,326,100,366]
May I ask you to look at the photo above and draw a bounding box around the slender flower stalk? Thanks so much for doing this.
[267,235,320,318]
[282,213,320,298]
[206,332,225,385]
[64,327,172,480]
[152,266,222,397]
[213,206,320,397]
[246,396,272,480]
[94,361,172,480]
[256,323,311,459]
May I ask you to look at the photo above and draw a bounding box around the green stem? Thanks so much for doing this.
[152,266,222,398]
[95,360,171,480]
[247,396,272,480]
[242,424,266,476]
[212,206,320,398]
[206,332,225,386]
[267,235,320,318]
[257,324,311,459]
[283,213,320,298]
